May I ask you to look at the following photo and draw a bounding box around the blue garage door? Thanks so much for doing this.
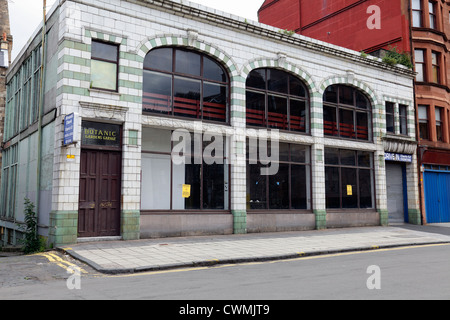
[424,170,450,223]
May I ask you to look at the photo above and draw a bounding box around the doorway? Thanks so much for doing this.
[78,149,122,237]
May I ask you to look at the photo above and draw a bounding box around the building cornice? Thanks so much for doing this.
[125,0,416,78]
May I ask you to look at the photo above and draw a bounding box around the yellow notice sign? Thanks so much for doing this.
[67,155,75,162]
[347,185,353,196]
[182,184,191,198]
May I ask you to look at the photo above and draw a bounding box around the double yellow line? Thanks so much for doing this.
[35,252,88,274]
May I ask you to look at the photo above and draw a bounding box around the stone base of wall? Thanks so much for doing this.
[121,210,140,240]
[408,209,422,225]
[48,210,78,247]
[326,211,381,228]
[140,213,233,239]
[247,213,316,233]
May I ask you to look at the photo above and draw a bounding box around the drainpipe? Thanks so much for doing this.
[36,0,47,231]
[407,0,423,225]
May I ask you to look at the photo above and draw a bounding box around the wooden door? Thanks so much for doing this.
[78,149,122,237]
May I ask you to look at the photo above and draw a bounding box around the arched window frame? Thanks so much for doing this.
[323,85,373,142]
[142,47,231,124]
[245,68,310,133]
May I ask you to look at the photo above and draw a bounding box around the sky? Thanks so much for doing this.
[8,0,263,61]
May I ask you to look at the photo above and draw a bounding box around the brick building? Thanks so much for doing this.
[0,0,13,187]
[1,0,417,247]
[259,0,450,224]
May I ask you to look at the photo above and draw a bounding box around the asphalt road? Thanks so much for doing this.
[1,243,450,301]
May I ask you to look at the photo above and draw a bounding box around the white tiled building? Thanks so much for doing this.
[0,0,420,247]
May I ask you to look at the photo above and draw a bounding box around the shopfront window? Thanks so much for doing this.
[246,68,309,133]
[323,85,372,141]
[246,142,311,210]
[141,128,229,211]
[325,148,374,209]
[143,48,229,123]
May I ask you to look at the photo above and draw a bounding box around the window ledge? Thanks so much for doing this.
[88,88,121,98]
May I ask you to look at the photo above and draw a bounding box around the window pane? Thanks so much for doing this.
[339,108,355,139]
[291,164,308,209]
[325,148,339,165]
[325,167,340,208]
[437,124,443,141]
[341,168,357,208]
[386,114,394,133]
[91,60,117,90]
[420,122,429,139]
[339,86,354,105]
[92,41,117,62]
[267,95,288,130]
[144,48,173,72]
[358,151,372,168]
[141,154,171,210]
[340,149,356,166]
[290,99,306,132]
[183,164,201,210]
[412,0,421,10]
[435,108,441,121]
[246,91,266,127]
[324,86,338,103]
[432,66,439,83]
[175,50,201,76]
[247,163,267,209]
[400,115,408,135]
[173,77,201,119]
[142,128,172,153]
[356,92,369,109]
[413,11,422,27]
[142,71,172,114]
[289,76,306,97]
[203,83,227,122]
[357,112,369,140]
[419,106,428,119]
[415,63,424,82]
[323,105,338,137]
[414,50,424,63]
[203,163,225,210]
[203,56,227,82]
[267,69,288,94]
[246,69,266,90]
[359,169,373,208]
[275,143,290,162]
[269,163,289,209]
[290,144,308,163]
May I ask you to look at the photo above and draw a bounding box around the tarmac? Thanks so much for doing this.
[58,224,450,275]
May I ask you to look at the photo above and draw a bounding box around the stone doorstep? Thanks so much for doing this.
[76,236,122,243]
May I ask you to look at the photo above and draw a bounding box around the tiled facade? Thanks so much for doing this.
[0,0,12,188]
[1,0,419,247]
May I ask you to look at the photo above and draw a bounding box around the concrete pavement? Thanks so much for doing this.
[58,225,450,275]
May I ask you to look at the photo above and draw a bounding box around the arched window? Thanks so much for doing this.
[246,68,309,133]
[323,85,372,141]
[142,47,230,123]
